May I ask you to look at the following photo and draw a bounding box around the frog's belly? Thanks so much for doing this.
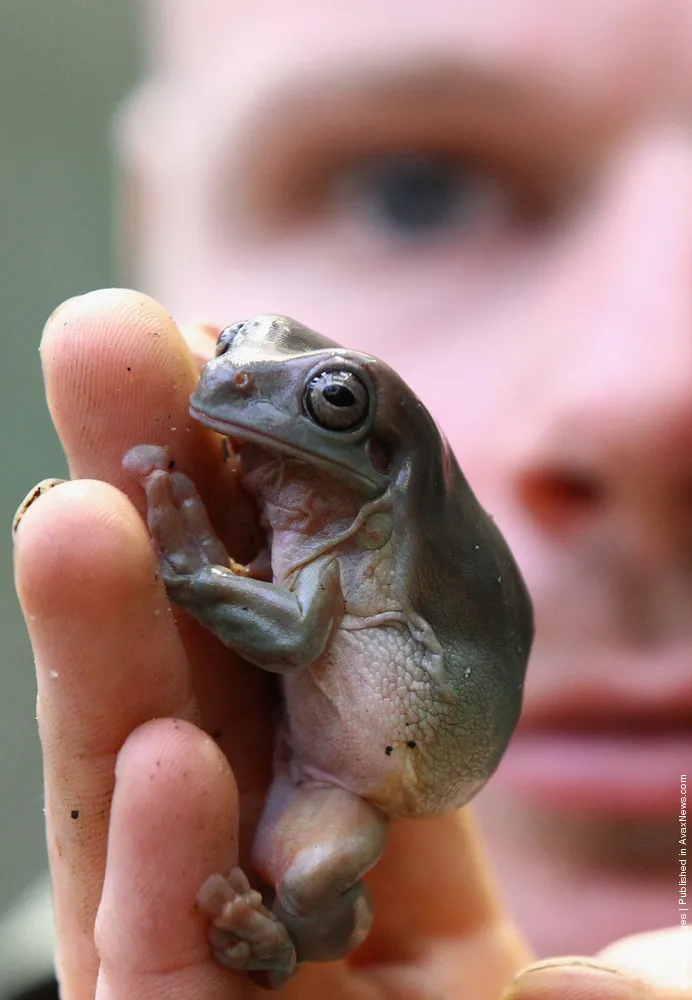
[280,625,482,818]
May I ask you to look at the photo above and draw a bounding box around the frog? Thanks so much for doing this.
[123,314,533,989]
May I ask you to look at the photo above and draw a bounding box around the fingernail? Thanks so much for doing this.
[12,479,66,536]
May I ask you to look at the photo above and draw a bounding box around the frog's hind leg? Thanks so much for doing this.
[196,866,298,989]
[198,767,388,988]
[255,769,389,965]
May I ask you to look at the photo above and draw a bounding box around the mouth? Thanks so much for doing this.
[189,403,384,495]
[493,650,692,817]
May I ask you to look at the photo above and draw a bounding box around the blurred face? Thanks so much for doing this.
[120,0,692,955]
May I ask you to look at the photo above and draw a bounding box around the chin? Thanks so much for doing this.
[474,788,675,956]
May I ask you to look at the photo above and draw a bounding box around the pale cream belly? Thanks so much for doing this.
[280,624,474,818]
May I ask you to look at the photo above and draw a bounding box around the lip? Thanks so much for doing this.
[493,649,692,816]
[495,731,689,816]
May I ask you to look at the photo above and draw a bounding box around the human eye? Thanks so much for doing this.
[216,88,575,251]
[332,151,517,240]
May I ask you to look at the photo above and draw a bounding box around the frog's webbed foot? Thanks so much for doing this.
[197,868,297,990]
[123,444,231,578]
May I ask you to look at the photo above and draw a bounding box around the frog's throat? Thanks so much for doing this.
[189,404,387,498]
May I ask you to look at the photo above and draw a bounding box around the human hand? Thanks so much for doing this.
[13,290,690,999]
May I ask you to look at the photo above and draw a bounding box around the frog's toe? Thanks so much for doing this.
[197,870,298,989]
[122,443,170,478]
[169,470,200,502]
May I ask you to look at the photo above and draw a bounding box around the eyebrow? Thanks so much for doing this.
[213,53,608,208]
[280,57,530,106]
[245,55,560,134]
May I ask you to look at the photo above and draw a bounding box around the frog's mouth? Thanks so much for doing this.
[189,403,387,496]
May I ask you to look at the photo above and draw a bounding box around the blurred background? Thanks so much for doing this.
[2,2,689,996]
[0,0,137,921]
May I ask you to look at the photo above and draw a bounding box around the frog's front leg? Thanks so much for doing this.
[124,444,232,574]
[198,764,389,988]
[169,559,342,670]
[124,444,342,671]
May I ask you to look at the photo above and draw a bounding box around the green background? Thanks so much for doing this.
[0,0,138,915]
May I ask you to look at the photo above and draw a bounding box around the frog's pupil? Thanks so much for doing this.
[304,369,369,431]
[323,385,355,408]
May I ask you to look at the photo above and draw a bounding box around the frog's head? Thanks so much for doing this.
[190,314,395,497]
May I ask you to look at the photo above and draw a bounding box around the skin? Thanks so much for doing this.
[122,314,532,984]
[9,0,692,995]
[13,290,689,1000]
[112,0,692,958]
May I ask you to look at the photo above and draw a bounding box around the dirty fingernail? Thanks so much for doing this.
[12,479,66,536]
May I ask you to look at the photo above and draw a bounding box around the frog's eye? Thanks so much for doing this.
[304,369,370,431]
[215,320,247,357]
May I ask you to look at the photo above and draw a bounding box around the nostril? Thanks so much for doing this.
[232,371,253,392]
[680,478,692,506]
[517,467,606,532]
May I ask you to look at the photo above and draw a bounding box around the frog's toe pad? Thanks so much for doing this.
[197,869,297,989]
[122,444,170,478]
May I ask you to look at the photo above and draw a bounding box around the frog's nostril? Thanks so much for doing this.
[233,371,253,392]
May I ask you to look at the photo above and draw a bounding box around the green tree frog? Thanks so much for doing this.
[124,314,533,988]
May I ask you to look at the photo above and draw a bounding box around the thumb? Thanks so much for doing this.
[501,927,692,1000]
[356,807,531,998]
[501,959,656,1000]
[597,927,692,993]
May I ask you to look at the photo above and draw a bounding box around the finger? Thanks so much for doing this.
[356,807,531,999]
[43,289,201,484]
[95,720,362,1000]
[94,718,244,1000]
[41,289,273,831]
[598,928,692,994]
[41,288,256,560]
[14,479,196,1000]
[501,959,656,1000]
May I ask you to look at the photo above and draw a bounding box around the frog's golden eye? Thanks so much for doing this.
[304,369,370,431]
[215,320,247,357]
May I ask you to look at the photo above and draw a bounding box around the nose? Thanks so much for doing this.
[513,130,692,551]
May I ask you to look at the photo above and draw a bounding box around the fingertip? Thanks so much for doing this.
[114,716,238,820]
[98,718,239,974]
[503,960,653,1000]
[40,289,183,395]
[13,475,193,749]
[14,478,154,620]
[36,291,256,567]
[39,288,202,488]
[41,288,176,354]
[598,927,692,991]
[12,477,65,537]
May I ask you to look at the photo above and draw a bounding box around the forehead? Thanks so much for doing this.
[147,0,692,103]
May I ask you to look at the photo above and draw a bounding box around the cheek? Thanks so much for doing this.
[368,330,527,495]
[158,238,545,494]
